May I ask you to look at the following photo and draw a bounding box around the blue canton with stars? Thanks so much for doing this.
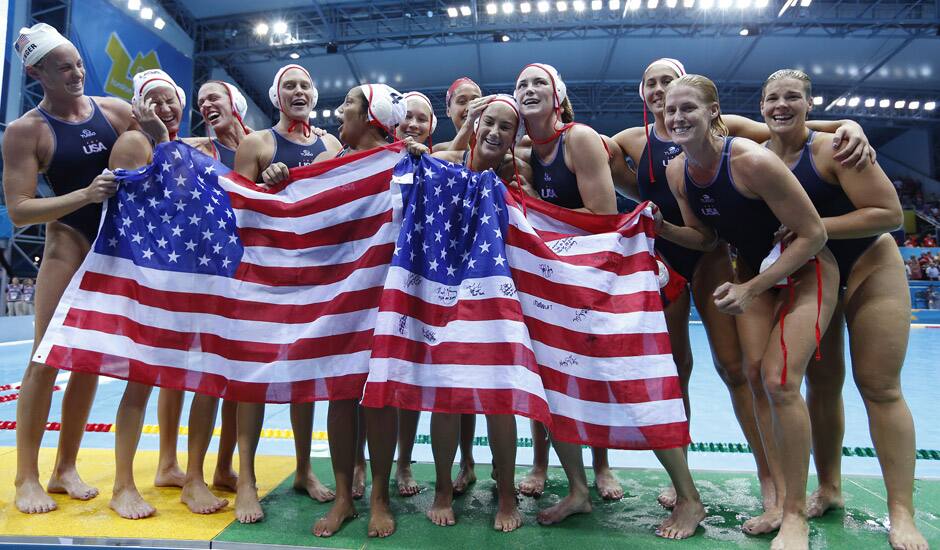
[96,141,244,277]
[393,154,511,285]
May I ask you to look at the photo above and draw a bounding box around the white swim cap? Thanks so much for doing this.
[360,84,407,136]
[518,63,567,110]
[473,94,526,146]
[639,58,687,99]
[133,69,186,109]
[403,91,437,133]
[269,64,318,111]
[14,23,70,67]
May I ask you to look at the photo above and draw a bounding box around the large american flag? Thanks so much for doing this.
[361,155,689,450]
[35,142,689,449]
[34,141,405,403]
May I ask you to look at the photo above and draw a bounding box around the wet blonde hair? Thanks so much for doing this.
[762,69,812,101]
[666,74,729,138]
[560,97,574,123]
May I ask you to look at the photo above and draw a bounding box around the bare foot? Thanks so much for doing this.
[537,490,592,525]
[518,466,547,498]
[453,461,476,495]
[294,472,335,502]
[212,467,238,493]
[594,467,624,500]
[396,464,421,497]
[427,489,456,526]
[109,485,156,519]
[656,497,706,539]
[770,513,808,550]
[887,506,929,550]
[313,498,358,537]
[368,500,396,538]
[657,486,677,509]
[743,507,783,535]
[48,468,99,501]
[15,479,57,514]
[352,462,367,500]
[494,497,523,532]
[806,485,844,518]
[154,463,186,488]
[234,483,264,524]
[181,480,228,514]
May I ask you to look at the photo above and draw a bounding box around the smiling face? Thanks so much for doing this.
[643,63,681,115]
[663,84,718,147]
[277,68,314,120]
[474,102,519,162]
[514,66,556,120]
[197,82,235,131]
[335,87,370,147]
[397,96,432,144]
[145,86,182,137]
[30,43,85,98]
[760,77,811,135]
[446,82,482,130]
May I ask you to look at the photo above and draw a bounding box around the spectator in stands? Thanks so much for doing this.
[904,235,919,247]
[927,263,940,281]
[909,258,924,280]
[905,261,912,279]
[922,234,937,247]
[5,277,22,316]
[19,279,35,315]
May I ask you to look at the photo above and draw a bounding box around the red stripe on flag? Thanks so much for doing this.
[507,227,656,276]
[549,415,691,451]
[378,289,525,325]
[540,365,684,404]
[238,210,392,249]
[79,272,383,323]
[236,243,394,286]
[510,268,664,314]
[62,309,374,362]
[44,346,367,403]
[371,335,539,371]
[524,316,672,357]
[228,172,391,218]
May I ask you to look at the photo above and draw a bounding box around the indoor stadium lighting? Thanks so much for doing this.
[800,0,811,5]
[755,0,768,6]
[573,0,586,11]
[447,7,459,17]
[684,0,694,6]
[322,109,331,118]
[736,0,751,8]
[538,0,550,11]
[486,2,498,14]
[718,0,733,8]
[502,2,515,14]
[738,27,748,36]
[879,99,890,108]
[557,1,568,11]
[127,0,141,10]
[648,0,659,8]
[310,111,317,119]
[864,98,875,108]
[699,0,715,9]
[627,0,640,9]
[154,17,165,29]
[254,22,269,35]
[908,101,920,110]
[140,7,153,19]
[272,20,288,34]
[666,0,678,6]
[847,97,860,107]
[835,97,847,107]
[592,0,603,9]
[813,96,823,105]
[609,0,621,9]
[925,101,936,111]
[460,5,472,15]
[520,2,532,12]
[289,52,300,59]
[894,100,906,109]
[502,34,511,41]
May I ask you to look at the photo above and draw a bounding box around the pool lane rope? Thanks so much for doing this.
[0,421,936,460]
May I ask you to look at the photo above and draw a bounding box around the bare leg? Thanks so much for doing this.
[519,420,549,497]
[181,394,228,514]
[653,447,705,539]
[364,406,398,537]
[487,414,522,532]
[454,413,477,494]
[110,382,156,519]
[234,402,265,523]
[591,447,624,500]
[291,402,334,502]
[353,405,367,499]
[396,409,422,496]
[16,227,96,513]
[805,304,846,518]
[843,239,927,550]
[313,400,358,537]
[154,388,186,488]
[536,438,592,525]
[212,399,239,492]
[428,413,460,526]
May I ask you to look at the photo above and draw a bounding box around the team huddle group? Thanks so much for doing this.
[1,22,928,550]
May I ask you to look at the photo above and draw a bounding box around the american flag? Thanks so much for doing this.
[34,141,406,403]
[362,155,690,450]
